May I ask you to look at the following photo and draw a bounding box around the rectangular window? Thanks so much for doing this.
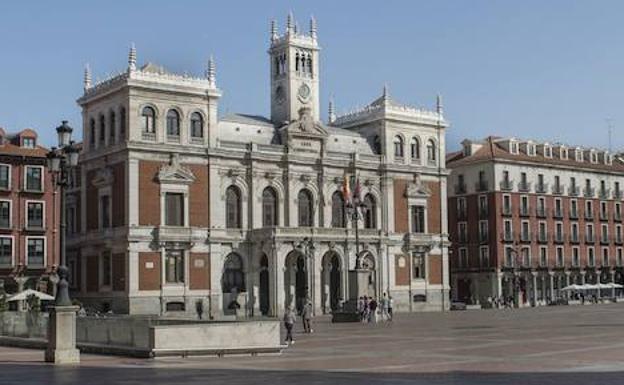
[26,237,45,266]
[479,246,489,267]
[479,220,488,242]
[573,247,580,267]
[617,225,623,243]
[25,166,42,192]
[459,248,468,269]
[600,201,608,219]
[602,248,609,266]
[586,224,594,242]
[411,206,426,233]
[503,194,511,214]
[521,247,531,266]
[554,198,563,217]
[571,223,579,241]
[101,251,112,287]
[540,247,547,266]
[0,201,10,228]
[585,201,593,219]
[570,200,578,218]
[0,237,12,266]
[505,247,514,267]
[478,195,488,216]
[0,165,9,190]
[165,250,185,283]
[521,221,530,241]
[458,222,467,243]
[27,201,44,228]
[601,224,609,243]
[457,197,467,218]
[504,220,513,240]
[521,196,529,215]
[165,192,184,226]
[22,138,35,148]
[618,249,623,266]
[616,203,622,220]
[556,247,564,267]
[588,247,595,266]
[539,222,547,242]
[100,195,111,229]
[556,222,563,241]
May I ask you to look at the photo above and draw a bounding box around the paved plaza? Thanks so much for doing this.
[2,304,624,384]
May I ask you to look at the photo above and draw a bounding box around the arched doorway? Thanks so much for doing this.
[359,252,377,298]
[285,251,308,314]
[259,255,270,316]
[222,253,245,315]
[322,252,342,313]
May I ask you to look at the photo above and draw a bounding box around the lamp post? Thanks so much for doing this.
[46,121,79,306]
[297,237,315,310]
[346,196,367,269]
[507,243,523,308]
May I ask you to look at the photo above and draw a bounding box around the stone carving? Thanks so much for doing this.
[91,167,114,188]
[158,153,196,185]
[405,173,430,198]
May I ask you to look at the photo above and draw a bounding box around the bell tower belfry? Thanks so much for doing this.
[269,13,320,125]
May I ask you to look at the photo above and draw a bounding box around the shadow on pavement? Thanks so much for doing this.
[0,364,622,385]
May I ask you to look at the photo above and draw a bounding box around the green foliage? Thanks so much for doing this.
[26,294,41,313]
[0,295,7,313]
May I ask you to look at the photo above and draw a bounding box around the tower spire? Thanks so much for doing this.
[328,96,336,124]
[83,63,92,91]
[310,15,317,39]
[128,43,137,72]
[436,93,443,115]
[206,55,216,87]
[287,11,294,34]
[270,19,278,42]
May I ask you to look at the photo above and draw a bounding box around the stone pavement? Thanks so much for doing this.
[2,303,624,384]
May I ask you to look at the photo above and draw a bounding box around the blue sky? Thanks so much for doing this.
[1,1,623,151]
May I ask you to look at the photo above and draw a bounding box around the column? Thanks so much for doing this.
[581,270,586,285]
[549,272,555,303]
[611,270,616,299]
[496,271,503,300]
[565,271,571,300]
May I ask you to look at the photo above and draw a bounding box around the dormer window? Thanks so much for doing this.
[510,141,518,154]
[590,150,598,163]
[527,144,536,156]
[561,147,568,160]
[575,149,583,162]
[544,145,552,158]
[22,137,35,148]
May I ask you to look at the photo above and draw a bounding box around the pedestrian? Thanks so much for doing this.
[380,292,390,322]
[362,296,370,323]
[302,301,313,333]
[369,296,378,323]
[388,295,394,321]
[195,299,204,320]
[283,306,296,344]
[357,296,364,321]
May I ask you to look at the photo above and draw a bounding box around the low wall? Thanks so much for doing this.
[150,320,282,356]
[0,312,284,357]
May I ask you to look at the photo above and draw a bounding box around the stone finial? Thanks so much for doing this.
[83,63,92,91]
[436,93,443,115]
[271,19,278,42]
[310,15,317,39]
[128,43,137,71]
[328,96,336,124]
[287,11,294,34]
[206,55,216,87]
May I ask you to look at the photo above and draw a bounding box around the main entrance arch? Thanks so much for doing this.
[285,251,308,314]
[321,251,342,313]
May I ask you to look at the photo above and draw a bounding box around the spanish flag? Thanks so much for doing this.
[342,175,351,204]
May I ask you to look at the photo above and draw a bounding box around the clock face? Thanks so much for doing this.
[298,83,311,102]
[275,85,285,105]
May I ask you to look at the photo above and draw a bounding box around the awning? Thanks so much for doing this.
[8,289,55,302]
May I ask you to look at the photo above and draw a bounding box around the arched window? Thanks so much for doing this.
[298,189,313,227]
[307,56,313,77]
[166,109,180,137]
[262,187,278,227]
[190,112,203,138]
[225,186,241,228]
[427,139,436,164]
[141,106,155,133]
[99,114,106,144]
[109,111,116,143]
[410,137,420,160]
[394,136,404,158]
[222,253,245,293]
[119,107,126,140]
[363,194,377,229]
[331,191,345,228]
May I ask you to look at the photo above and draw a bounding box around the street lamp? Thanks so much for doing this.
[47,121,79,307]
[346,197,367,269]
[506,243,523,308]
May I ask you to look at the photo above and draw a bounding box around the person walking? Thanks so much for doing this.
[369,297,378,323]
[357,296,365,321]
[283,306,296,344]
[388,295,394,321]
[302,301,313,333]
[362,296,370,323]
[380,292,390,322]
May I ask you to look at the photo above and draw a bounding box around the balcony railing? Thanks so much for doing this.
[537,232,548,243]
[502,207,512,216]
[600,211,609,221]
[500,180,514,191]
[584,187,595,198]
[457,210,468,220]
[569,185,580,197]
[554,233,565,243]
[479,208,489,219]
[585,210,594,220]
[615,212,622,222]
[501,231,514,242]
[536,183,549,194]
[475,181,489,192]
[568,234,580,244]
[570,210,579,220]
[454,183,467,195]
[616,236,623,245]
[536,207,548,218]
[553,209,564,219]
[520,232,532,242]
[518,181,532,192]
[519,207,531,217]
[614,190,623,200]
[599,188,611,200]
[585,234,595,244]
[552,184,565,195]
[600,235,610,245]
[479,233,489,243]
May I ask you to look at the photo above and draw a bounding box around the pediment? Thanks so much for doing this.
[282,107,328,140]
[158,154,196,185]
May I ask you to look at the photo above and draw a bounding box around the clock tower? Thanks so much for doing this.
[269,13,320,125]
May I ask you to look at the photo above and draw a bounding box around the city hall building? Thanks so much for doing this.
[448,136,624,306]
[67,15,450,317]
